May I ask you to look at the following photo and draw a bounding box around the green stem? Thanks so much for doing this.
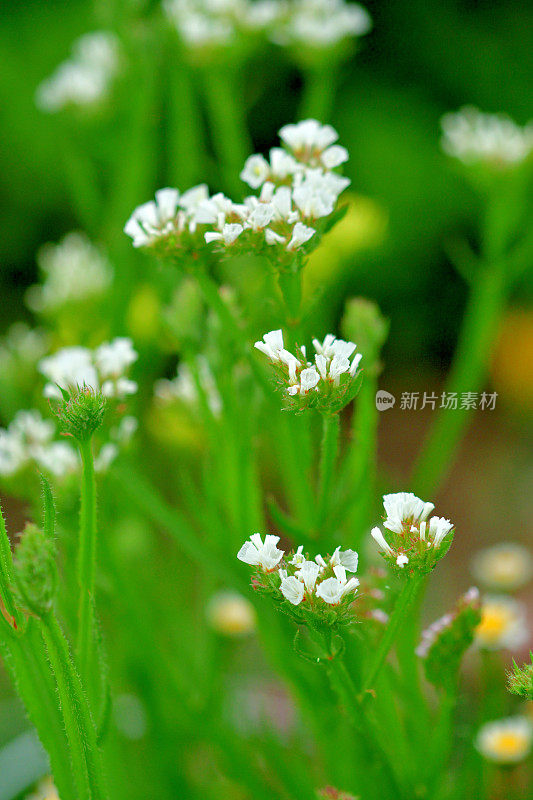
[317,413,340,528]
[168,62,205,188]
[299,64,338,122]
[362,576,423,697]
[76,438,97,682]
[41,613,108,800]
[201,66,251,195]
[411,256,508,496]
[278,269,304,347]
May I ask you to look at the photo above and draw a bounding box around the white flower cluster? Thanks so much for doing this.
[164,0,371,50]
[36,31,120,113]
[124,120,350,261]
[237,533,359,607]
[155,355,222,416]
[475,716,533,764]
[370,492,454,573]
[441,106,533,167]
[254,329,361,412]
[26,232,112,313]
[0,408,137,480]
[38,338,138,400]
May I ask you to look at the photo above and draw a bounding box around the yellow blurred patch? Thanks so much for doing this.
[303,194,387,299]
[127,284,161,342]
[491,309,533,411]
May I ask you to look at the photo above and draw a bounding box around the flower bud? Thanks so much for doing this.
[417,587,481,691]
[507,653,533,701]
[54,384,106,441]
[13,523,57,617]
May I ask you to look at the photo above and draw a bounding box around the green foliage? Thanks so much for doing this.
[13,524,57,618]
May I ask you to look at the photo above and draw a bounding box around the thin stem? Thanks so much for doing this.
[411,256,508,496]
[278,268,304,348]
[41,613,108,800]
[201,66,251,195]
[317,413,340,528]
[76,438,97,682]
[362,575,424,697]
[299,64,338,122]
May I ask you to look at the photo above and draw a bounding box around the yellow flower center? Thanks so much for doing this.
[493,731,528,758]
[477,607,510,642]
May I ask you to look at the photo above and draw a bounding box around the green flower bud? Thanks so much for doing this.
[507,653,533,701]
[341,298,388,375]
[13,523,57,617]
[417,587,482,692]
[54,384,106,441]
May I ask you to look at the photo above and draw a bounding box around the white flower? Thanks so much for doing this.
[254,329,286,361]
[321,145,349,168]
[247,203,276,230]
[39,347,98,398]
[94,443,119,472]
[472,542,533,592]
[27,232,112,313]
[330,546,358,572]
[269,147,300,179]
[155,357,222,416]
[240,154,270,188]
[287,222,316,251]
[426,516,454,548]
[237,533,284,572]
[290,545,305,567]
[396,554,409,568]
[265,228,286,245]
[441,106,533,166]
[124,188,181,247]
[0,430,27,477]
[315,565,359,605]
[95,337,137,378]
[295,560,320,591]
[370,526,394,555]
[280,575,305,605]
[298,366,320,394]
[276,0,372,49]
[279,119,339,154]
[475,595,528,651]
[475,717,533,764]
[383,492,434,534]
[204,223,244,245]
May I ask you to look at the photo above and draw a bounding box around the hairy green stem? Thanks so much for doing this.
[41,613,108,800]
[76,438,97,682]
[362,576,424,697]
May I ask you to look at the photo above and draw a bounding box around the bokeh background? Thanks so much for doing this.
[0,1,532,797]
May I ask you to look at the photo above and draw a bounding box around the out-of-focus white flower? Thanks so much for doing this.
[26,232,112,313]
[39,338,138,400]
[36,31,120,112]
[0,323,49,372]
[155,356,222,416]
[280,119,338,154]
[472,542,533,592]
[33,441,79,477]
[475,716,533,764]
[441,106,533,166]
[206,590,256,635]
[0,410,78,479]
[274,0,371,49]
[237,533,284,572]
[475,595,529,651]
[0,430,27,477]
[240,154,271,188]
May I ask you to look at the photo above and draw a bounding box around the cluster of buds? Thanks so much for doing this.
[124,120,350,269]
[507,653,533,701]
[370,492,454,575]
[254,329,362,413]
[417,587,481,691]
[52,385,106,442]
[237,533,360,629]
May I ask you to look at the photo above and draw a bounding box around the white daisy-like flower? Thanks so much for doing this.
[475,595,528,651]
[475,717,533,764]
[237,533,284,572]
[472,542,533,592]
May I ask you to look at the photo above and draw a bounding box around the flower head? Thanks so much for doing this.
[255,329,362,413]
[441,106,533,167]
[237,533,284,572]
[475,716,533,764]
[370,492,454,575]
